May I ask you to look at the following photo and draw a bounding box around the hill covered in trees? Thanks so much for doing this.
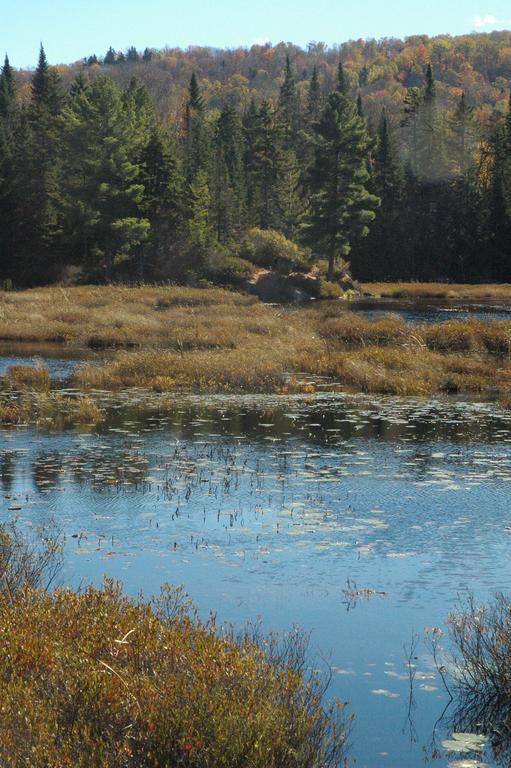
[2,32,511,287]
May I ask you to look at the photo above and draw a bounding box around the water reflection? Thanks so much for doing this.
[1,392,511,768]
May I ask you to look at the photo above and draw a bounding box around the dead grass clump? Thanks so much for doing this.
[317,315,407,347]
[331,347,439,395]
[70,397,105,424]
[363,282,511,300]
[0,391,105,428]
[7,364,50,391]
[421,322,476,352]
[0,580,348,768]
[74,348,288,393]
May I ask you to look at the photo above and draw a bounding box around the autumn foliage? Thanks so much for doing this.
[0,579,348,767]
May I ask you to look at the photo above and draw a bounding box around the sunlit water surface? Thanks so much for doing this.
[1,389,511,767]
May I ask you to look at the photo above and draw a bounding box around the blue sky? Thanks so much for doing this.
[2,0,511,68]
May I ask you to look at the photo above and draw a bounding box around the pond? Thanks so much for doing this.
[352,298,511,323]
[1,390,511,767]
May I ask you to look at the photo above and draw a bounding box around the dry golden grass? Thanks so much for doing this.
[363,282,511,300]
[3,285,511,398]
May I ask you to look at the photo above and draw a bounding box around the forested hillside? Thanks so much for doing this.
[2,33,511,286]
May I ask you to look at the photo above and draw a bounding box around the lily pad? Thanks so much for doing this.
[442,733,487,754]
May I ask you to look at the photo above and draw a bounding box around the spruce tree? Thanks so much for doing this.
[212,104,246,241]
[307,90,379,280]
[245,100,283,229]
[0,55,17,283]
[32,45,51,105]
[0,56,16,119]
[104,47,116,65]
[362,108,403,277]
[184,74,209,180]
[336,62,348,95]
[306,66,322,124]
[276,148,305,241]
[58,76,149,280]
[279,54,300,146]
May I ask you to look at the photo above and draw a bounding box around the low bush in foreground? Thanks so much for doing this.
[0,524,348,768]
[0,580,348,767]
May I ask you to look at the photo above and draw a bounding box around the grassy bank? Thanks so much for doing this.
[363,282,511,300]
[2,286,511,402]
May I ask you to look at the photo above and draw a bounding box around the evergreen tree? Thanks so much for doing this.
[126,47,140,62]
[70,70,90,99]
[0,56,16,119]
[336,62,348,95]
[32,45,51,105]
[307,90,379,280]
[139,127,184,276]
[212,104,246,241]
[0,55,17,283]
[276,148,305,241]
[245,100,283,229]
[58,76,149,280]
[187,169,212,248]
[104,47,116,65]
[361,108,403,277]
[279,55,300,145]
[184,73,209,180]
[306,66,322,124]
[356,93,364,119]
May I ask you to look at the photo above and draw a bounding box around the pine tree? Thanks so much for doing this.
[184,74,209,180]
[307,90,379,280]
[188,169,212,248]
[245,100,283,229]
[212,104,246,241]
[279,54,300,145]
[362,108,403,277]
[188,73,204,112]
[139,127,185,274]
[58,76,149,280]
[449,92,475,174]
[0,55,17,283]
[126,47,139,62]
[32,45,51,105]
[276,148,305,241]
[104,47,116,65]
[336,62,348,96]
[306,66,322,124]
[70,70,89,99]
[356,93,364,119]
[0,56,16,119]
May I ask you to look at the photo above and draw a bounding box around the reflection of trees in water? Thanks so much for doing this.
[0,452,16,493]
[32,452,64,492]
[435,594,511,767]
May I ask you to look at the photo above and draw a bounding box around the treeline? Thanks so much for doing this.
[1,44,511,286]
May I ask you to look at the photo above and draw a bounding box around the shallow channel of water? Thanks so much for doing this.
[1,390,511,767]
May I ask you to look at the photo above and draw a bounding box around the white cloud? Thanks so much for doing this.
[474,13,498,27]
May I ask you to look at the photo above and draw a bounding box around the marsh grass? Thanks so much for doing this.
[363,282,511,300]
[0,388,105,427]
[3,286,511,398]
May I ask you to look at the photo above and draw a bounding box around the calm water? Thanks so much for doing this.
[1,391,511,767]
[353,301,511,324]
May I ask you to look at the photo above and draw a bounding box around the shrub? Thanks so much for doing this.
[7,364,50,391]
[203,252,255,285]
[239,228,309,273]
[0,578,348,767]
